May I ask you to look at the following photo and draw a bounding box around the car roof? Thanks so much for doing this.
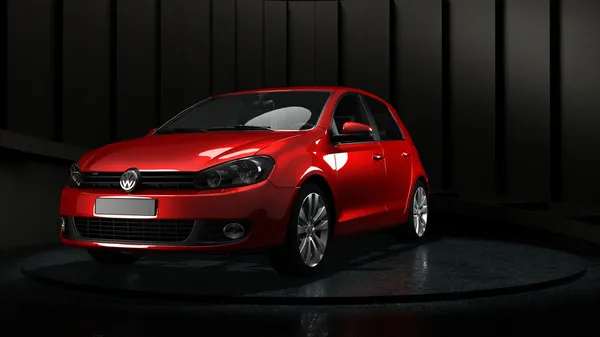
[216,86,379,98]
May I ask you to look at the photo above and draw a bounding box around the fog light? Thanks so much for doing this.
[60,217,66,232]
[223,223,244,240]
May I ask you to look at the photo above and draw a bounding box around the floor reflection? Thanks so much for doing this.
[6,309,429,337]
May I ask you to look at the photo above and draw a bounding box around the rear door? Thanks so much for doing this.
[361,95,413,218]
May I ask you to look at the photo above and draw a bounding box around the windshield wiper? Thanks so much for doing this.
[155,128,208,134]
[207,125,274,131]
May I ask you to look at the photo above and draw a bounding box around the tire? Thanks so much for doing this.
[268,183,332,277]
[399,180,430,242]
[87,249,141,265]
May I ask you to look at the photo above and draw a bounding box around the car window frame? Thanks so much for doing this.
[360,94,406,142]
[329,92,381,145]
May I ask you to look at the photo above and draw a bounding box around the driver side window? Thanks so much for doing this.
[330,94,373,138]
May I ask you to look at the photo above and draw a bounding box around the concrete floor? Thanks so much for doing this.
[1,214,599,337]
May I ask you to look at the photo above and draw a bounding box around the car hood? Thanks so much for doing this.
[79,131,303,172]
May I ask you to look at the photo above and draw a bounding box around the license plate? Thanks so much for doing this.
[94,197,157,216]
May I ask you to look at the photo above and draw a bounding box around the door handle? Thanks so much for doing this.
[402,152,411,157]
[373,153,384,161]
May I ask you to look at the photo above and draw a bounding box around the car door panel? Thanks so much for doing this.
[379,140,413,215]
[362,94,414,224]
[326,93,390,232]
[333,141,388,231]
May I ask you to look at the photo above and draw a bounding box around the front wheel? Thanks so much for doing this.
[268,183,332,277]
[87,249,141,264]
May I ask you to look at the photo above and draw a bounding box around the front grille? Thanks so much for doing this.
[80,171,197,190]
[73,217,195,243]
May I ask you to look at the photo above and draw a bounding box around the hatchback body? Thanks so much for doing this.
[59,86,429,276]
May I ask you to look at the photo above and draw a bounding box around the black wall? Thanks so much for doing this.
[3,0,600,205]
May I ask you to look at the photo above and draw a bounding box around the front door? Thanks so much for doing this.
[328,93,388,231]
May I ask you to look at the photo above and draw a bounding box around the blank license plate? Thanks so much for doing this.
[94,198,157,216]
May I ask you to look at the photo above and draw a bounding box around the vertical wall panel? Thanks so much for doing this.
[160,0,210,123]
[115,0,157,141]
[562,0,600,205]
[394,0,443,189]
[449,0,497,198]
[340,0,390,100]
[0,0,7,129]
[315,1,338,86]
[264,1,287,88]
[505,0,551,200]
[236,0,263,90]
[6,0,55,140]
[62,0,111,148]
[212,0,236,94]
[288,1,315,86]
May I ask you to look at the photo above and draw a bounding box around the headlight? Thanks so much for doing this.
[194,156,274,189]
[69,162,81,187]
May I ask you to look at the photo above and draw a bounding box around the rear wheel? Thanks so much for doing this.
[268,183,332,277]
[87,249,141,264]
[399,180,429,241]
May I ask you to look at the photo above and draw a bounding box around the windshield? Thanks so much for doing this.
[157,90,332,133]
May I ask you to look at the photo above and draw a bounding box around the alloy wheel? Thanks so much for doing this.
[297,193,329,267]
[412,186,428,237]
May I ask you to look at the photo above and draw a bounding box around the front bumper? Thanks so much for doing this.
[59,180,297,253]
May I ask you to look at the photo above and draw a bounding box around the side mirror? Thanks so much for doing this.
[146,128,157,136]
[341,121,372,134]
[331,122,374,143]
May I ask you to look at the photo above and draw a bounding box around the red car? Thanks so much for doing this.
[59,86,429,277]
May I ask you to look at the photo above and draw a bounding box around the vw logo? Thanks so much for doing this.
[119,168,140,192]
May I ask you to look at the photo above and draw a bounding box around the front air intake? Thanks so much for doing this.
[73,217,194,243]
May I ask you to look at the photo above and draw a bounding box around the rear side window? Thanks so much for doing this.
[363,96,404,140]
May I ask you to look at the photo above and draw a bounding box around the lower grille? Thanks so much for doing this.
[73,217,194,243]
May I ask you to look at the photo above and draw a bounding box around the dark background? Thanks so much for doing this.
[1,0,599,248]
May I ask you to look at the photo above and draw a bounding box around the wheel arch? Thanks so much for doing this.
[416,175,428,190]
[299,174,337,237]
